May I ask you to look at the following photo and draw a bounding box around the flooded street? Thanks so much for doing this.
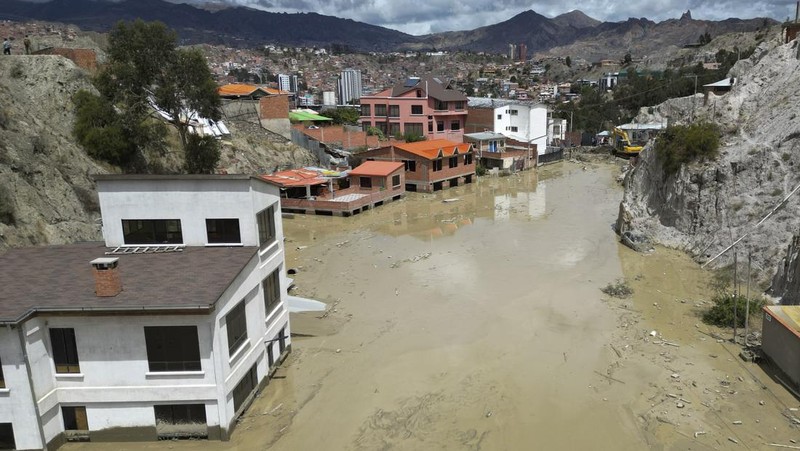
[67,161,800,451]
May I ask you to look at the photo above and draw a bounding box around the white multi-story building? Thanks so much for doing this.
[337,69,362,105]
[466,98,549,155]
[277,74,298,93]
[0,175,291,449]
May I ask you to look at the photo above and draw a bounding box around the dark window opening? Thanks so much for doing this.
[62,406,88,431]
[0,357,5,389]
[279,327,287,354]
[464,153,474,165]
[154,404,207,427]
[404,160,416,172]
[388,105,400,117]
[450,121,461,131]
[427,122,433,133]
[434,100,447,110]
[497,114,502,120]
[122,219,182,245]
[411,105,423,115]
[226,302,248,356]
[359,177,372,189]
[232,364,258,413]
[263,269,281,315]
[360,104,371,116]
[206,219,241,244]
[50,328,80,374]
[389,123,401,136]
[454,101,464,110]
[449,156,458,168]
[392,174,401,188]
[145,326,201,372]
[0,423,14,450]
[405,123,423,136]
[374,104,387,117]
[437,121,444,132]
[433,159,443,172]
[256,205,277,248]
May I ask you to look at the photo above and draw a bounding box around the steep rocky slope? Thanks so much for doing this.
[619,31,800,294]
[0,55,314,251]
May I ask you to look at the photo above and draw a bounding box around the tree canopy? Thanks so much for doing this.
[75,20,221,173]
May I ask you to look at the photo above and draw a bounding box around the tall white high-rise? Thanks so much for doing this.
[337,69,362,105]
[277,74,298,93]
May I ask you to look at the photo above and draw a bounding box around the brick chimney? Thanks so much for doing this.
[90,257,122,297]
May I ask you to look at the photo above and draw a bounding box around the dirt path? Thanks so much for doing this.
[65,162,799,451]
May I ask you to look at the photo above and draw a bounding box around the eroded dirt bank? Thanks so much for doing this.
[66,162,799,451]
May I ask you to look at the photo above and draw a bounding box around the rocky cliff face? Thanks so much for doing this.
[0,55,314,251]
[619,32,800,295]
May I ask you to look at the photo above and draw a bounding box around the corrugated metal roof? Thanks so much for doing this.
[289,111,333,122]
[467,97,544,109]
[349,161,404,177]
[464,132,506,141]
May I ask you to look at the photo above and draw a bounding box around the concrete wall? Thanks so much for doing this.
[0,327,44,450]
[761,308,800,389]
[96,178,280,248]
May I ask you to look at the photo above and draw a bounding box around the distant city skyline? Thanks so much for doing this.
[162,0,798,35]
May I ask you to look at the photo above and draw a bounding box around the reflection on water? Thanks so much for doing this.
[284,170,549,243]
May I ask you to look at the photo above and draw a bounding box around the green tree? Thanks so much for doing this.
[184,134,221,174]
[324,107,360,125]
[623,53,632,65]
[565,56,572,68]
[95,20,221,173]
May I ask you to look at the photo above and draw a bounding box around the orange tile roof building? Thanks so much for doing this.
[356,139,475,192]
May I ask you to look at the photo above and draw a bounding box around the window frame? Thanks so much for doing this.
[50,328,80,374]
[436,121,444,132]
[359,177,373,189]
[0,356,5,389]
[121,219,183,245]
[144,326,202,372]
[449,156,458,168]
[154,404,207,427]
[450,120,461,131]
[0,423,14,450]
[256,205,277,249]
[432,159,443,172]
[263,268,282,316]
[392,174,401,188]
[404,160,416,172]
[411,105,423,115]
[374,104,387,117]
[464,153,474,165]
[205,218,241,245]
[62,406,88,431]
[226,301,248,356]
[360,104,371,116]
[232,364,258,412]
[388,105,400,118]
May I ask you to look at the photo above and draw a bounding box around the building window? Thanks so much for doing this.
[374,104,387,117]
[403,160,416,172]
[434,99,447,110]
[450,121,461,131]
[427,122,433,133]
[206,219,241,244]
[449,156,458,168]
[506,126,518,132]
[263,268,281,315]
[0,357,4,389]
[437,121,444,132]
[454,101,464,110]
[359,177,372,189]
[433,159,442,172]
[405,123,423,136]
[50,328,80,374]
[411,105,423,115]
[360,104,370,116]
[497,114,502,120]
[144,326,201,372]
[0,423,14,450]
[377,122,388,136]
[392,174,401,188]
[62,406,88,431]
[154,404,207,429]
[389,123,401,136]
[388,105,400,118]
[226,301,248,356]
[464,153,474,165]
[508,109,518,115]
[256,205,276,248]
[122,219,183,245]
[362,122,371,132]
[416,89,422,97]
[232,364,258,412]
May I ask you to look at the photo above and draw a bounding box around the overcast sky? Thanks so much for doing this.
[162,0,798,35]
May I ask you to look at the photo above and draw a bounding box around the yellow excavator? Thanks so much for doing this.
[612,127,643,156]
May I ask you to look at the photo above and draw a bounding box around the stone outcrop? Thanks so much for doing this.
[619,32,800,299]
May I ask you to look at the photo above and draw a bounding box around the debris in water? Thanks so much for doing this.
[443,198,460,203]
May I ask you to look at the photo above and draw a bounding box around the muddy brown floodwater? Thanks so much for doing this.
[67,162,800,451]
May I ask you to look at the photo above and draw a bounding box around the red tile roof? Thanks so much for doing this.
[260,169,327,187]
[218,83,287,97]
[394,139,472,160]
[349,161,404,177]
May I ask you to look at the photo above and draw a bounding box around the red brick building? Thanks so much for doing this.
[357,139,475,192]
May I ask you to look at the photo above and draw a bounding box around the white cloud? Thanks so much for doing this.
[169,0,796,35]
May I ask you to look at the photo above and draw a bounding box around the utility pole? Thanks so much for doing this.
[744,252,752,347]
[733,249,738,344]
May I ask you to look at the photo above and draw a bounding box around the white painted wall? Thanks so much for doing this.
[493,104,549,155]
[0,327,44,450]
[97,177,281,248]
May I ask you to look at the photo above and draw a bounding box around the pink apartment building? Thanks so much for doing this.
[359,76,469,142]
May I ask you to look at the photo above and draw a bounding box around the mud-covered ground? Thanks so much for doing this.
[67,162,800,451]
